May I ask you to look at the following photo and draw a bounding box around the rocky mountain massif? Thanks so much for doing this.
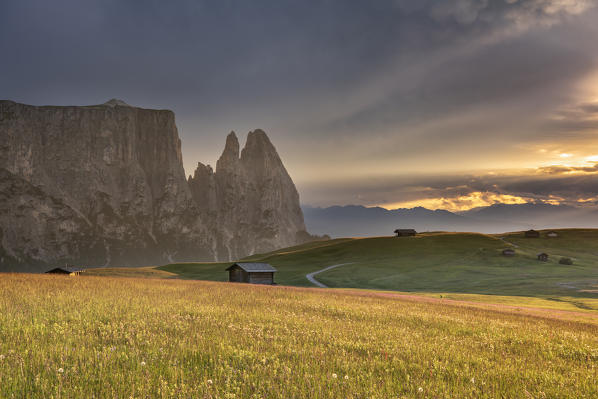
[0,99,309,272]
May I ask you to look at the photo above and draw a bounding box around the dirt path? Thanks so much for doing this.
[498,236,519,248]
[306,263,354,287]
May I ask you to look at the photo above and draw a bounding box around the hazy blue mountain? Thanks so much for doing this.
[459,203,598,229]
[302,205,485,237]
[302,203,598,238]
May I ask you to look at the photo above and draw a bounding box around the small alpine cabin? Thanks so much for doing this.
[525,229,540,238]
[394,229,416,237]
[226,262,277,285]
[502,248,515,257]
[45,266,84,276]
[537,253,549,262]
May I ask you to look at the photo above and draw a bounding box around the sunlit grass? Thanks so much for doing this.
[1,274,597,398]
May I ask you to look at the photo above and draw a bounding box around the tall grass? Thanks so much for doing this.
[1,274,597,398]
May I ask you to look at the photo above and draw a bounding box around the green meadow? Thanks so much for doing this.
[87,229,598,311]
[1,274,597,398]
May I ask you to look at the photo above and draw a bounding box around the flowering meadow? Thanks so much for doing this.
[0,273,597,398]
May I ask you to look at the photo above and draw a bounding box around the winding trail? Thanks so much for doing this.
[306,263,354,288]
[498,236,519,248]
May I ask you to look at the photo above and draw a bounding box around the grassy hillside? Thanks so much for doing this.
[87,229,598,309]
[1,274,597,398]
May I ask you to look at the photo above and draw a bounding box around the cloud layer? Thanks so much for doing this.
[1,0,597,209]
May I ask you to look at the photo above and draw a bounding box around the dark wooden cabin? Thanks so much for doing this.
[226,263,277,285]
[537,253,549,262]
[502,248,515,257]
[45,267,84,276]
[524,229,540,238]
[394,229,416,237]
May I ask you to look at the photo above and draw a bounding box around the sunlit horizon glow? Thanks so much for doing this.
[304,159,598,212]
[369,190,598,212]
[371,192,530,212]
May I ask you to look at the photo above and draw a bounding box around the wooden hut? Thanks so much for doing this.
[502,248,515,257]
[45,266,84,276]
[394,229,416,237]
[226,263,277,285]
[525,229,540,238]
[546,231,558,238]
[537,253,549,262]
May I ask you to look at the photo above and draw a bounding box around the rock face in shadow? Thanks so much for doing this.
[188,131,307,260]
[0,100,308,271]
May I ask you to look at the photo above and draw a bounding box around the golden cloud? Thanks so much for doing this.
[375,191,529,212]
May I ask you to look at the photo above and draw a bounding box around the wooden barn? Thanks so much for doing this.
[537,253,549,262]
[502,248,515,257]
[45,266,84,276]
[226,263,277,285]
[394,229,416,237]
[525,229,540,238]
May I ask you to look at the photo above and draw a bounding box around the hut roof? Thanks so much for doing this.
[537,252,548,257]
[394,229,416,233]
[226,263,277,273]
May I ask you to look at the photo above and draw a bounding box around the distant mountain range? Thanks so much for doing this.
[302,203,598,238]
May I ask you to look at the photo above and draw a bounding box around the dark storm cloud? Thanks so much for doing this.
[501,172,598,199]
[316,1,598,146]
[0,0,410,107]
[2,0,594,114]
[545,101,598,133]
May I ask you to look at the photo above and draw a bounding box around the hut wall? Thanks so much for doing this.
[229,267,249,282]
[248,272,274,285]
[396,231,416,237]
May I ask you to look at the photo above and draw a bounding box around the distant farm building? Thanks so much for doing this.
[537,253,549,262]
[546,231,559,238]
[226,263,277,285]
[45,266,84,276]
[525,229,540,238]
[502,249,516,257]
[394,229,416,237]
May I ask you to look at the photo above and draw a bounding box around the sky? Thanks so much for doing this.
[1,0,598,211]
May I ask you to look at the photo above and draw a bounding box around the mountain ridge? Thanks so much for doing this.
[302,203,598,237]
[0,100,310,271]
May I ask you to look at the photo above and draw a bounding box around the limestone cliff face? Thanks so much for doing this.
[0,100,308,271]
[0,100,213,271]
[188,131,307,260]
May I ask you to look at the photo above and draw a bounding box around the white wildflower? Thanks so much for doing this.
[207,379,213,385]
[331,373,337,379]
[418,387,423,392]
[141,361,146,366]
[344,375,349,380]
[471,377,475,383]
[58,368,64,373]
